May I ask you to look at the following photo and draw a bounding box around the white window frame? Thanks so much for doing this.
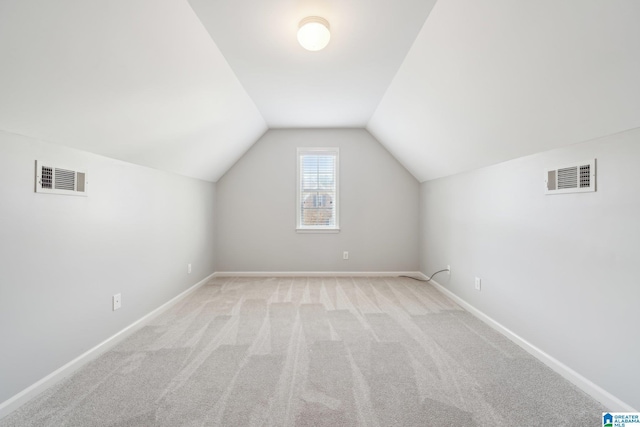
[296,147,340,233]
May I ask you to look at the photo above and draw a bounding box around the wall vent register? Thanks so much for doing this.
[545,159,595,195]
[35,160,88,196]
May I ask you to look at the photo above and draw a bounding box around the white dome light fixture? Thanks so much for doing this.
[297,16,331,51]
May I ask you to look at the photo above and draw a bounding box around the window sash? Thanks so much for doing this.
[297,148,339,230]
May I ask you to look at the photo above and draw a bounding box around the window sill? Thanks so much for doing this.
[296,228,340,234]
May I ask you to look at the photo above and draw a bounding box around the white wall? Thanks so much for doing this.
[0,131,216,404]
[216,129,419,272]
[419,128,640,410]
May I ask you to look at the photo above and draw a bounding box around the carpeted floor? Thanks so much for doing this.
[1,276,602,426]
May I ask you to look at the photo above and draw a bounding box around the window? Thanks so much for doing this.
[297,148,339,231]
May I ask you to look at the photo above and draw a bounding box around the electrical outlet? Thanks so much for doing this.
[447,265,451,273]
[113,293,121,311]
[188,263,192,274]
[474,277,481,291]
[343,251,349,260]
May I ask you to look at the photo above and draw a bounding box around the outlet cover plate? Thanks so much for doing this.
[113,293,122,311]
[474,277,481,291]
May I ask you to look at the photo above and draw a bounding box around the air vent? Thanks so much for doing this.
[35,161,88,196]
[54,168,76,191]
[545,159,595,195]
[41,166,53,189]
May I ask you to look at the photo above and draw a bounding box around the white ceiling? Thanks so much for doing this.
[0,0,266,182]
[188,0,436,128]
[0,0,638,183]
[368,0,640,182]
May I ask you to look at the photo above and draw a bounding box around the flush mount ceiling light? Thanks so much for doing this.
[297,16,331,51]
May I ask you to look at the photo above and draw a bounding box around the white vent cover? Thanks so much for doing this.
[35,161,88,196]
[545,159,595,195]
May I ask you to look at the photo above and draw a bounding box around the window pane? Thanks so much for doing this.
[297,149,338,229]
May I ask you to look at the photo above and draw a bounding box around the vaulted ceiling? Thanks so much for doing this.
[1,0,639,182]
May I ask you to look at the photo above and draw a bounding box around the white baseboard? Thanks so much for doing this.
[213,271,422,278]
[0,272,216,420]
[428,277,636,412]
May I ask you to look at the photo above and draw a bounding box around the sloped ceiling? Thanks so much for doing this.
[0,0,638,183]
[0,0,267,182]
[368,0,640,182]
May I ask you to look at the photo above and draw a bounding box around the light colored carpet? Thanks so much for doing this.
[1,276,602,426]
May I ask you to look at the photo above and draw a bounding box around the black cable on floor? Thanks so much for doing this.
[399,269,449,283]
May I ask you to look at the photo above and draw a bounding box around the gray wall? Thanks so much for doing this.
[0,131,216,403]
[419,128,640,409]
[216,129,419,272]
